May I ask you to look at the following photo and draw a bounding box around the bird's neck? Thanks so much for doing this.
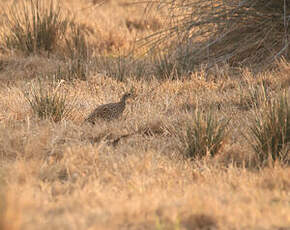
[120,97,126,104]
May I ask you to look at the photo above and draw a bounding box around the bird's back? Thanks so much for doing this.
[84,92,133,124]
[85,101,125,123]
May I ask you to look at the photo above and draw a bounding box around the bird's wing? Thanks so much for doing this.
[95,104,114,117]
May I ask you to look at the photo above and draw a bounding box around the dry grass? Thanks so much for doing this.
[0,1,289,230]
[0,66,289,230]
[137,0,290,76]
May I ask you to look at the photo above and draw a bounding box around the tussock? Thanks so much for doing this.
[141,0,290,70]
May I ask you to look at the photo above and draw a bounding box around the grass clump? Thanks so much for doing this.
[153,51,181,80]
[65,23,89,61]
[58,59,89,82]
[141,0,290,71]
[250,92,290,165]
[0,0,93,81]
[61,23,91,81]
[25,77,73,122]
[183,109,230,159]
[95,55,138,81]
[0,0,68,55]
[97,55,129,81]
[237,79,270,110]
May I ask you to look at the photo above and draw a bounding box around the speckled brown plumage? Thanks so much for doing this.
[85,93,132,124]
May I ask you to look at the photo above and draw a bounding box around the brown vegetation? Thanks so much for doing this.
[0,0,289,230]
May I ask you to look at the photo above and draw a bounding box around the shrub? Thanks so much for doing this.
[184,109,230,159]
[0,0,68,54]
[249,92,290,165]
[25,77,73,122]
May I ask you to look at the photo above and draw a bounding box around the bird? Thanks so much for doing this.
[84,92,132,124]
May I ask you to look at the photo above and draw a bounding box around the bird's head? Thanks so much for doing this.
[121,92,133,102]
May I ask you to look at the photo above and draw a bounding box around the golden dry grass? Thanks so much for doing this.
[0,1,289,230]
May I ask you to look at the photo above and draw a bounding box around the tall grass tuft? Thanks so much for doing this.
[58,23,91,81]
[95,55,132,81]
[237,79,270,110]
[141,0,290,71]
[1,0,68,54]
[65,23,89,61]
[250,92,290,165]
[184,109,230,159]
[25,77,73,122]
[153,51,180,80]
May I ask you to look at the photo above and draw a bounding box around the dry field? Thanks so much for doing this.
[0,1,289,230]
